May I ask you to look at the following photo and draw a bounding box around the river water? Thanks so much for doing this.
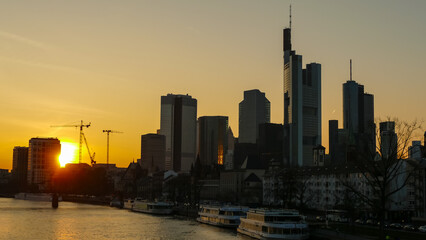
[0,198,250,240]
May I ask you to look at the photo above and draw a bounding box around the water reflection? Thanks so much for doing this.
[0,198,249,240]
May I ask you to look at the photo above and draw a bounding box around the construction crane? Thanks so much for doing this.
[82,131,96,166]
[51,120,95,165]
[102,130,123,166]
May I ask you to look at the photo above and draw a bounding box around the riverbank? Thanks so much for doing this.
[60,195,199,219]
[61,194,111,206]
[0,193,14,198]
[310,223,426,240]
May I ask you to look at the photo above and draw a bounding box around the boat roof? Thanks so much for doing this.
[248,208,300,216]
[200,205,248,211]
[134,199,173,206]
[148,201,173,206]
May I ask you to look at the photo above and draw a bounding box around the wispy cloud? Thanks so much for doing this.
[0,55,132,85]
[0,30,51,50]
[0,56,84,73]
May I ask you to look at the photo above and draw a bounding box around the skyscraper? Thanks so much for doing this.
[238,89,270,144]
[258,123,283,167]
[12,146,28,189]
[140,133,166,173]
[343,80,364,138]
[380,121,397,160]
[27,138,61,190]
[283,26,321,167]
[343,76,375,153]
[197,116,228,167]
[328,120,339,165]
[160,94,197,172]
[224,127,235,170]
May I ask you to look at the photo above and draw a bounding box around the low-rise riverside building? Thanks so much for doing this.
[263,159,426,220]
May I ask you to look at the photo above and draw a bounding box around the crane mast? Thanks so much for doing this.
[82,132,96,166]
[102,130,123,167]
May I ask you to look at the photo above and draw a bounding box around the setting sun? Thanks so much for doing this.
[59,142,78,167]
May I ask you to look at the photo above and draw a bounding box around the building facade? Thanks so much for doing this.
[224,127,235,170]
[238,89,270,144]
[258,123,283,168]
[380,121,397,160]
[12,146,29,189]
[140,133,166,173]
[160,94,197,172]
[197,116,228,167]
[27,138,61,190]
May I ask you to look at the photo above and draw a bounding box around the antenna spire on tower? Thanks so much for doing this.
[350,59,353,81]
[289,4,292,29]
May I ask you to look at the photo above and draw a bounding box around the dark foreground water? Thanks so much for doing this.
[0,198,250,240]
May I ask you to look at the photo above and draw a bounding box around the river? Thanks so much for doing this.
[0,198,250,240]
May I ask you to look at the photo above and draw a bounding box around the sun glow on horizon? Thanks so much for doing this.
[59,142,78,167]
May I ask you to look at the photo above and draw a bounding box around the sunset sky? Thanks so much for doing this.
[1,0,425,170]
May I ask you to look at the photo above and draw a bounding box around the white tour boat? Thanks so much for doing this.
[132,198,174,215]
[197,205,249,228]
[237,209,309,240]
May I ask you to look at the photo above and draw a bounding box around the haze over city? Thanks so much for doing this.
[1,0,426,170]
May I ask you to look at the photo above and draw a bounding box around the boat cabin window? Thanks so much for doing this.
[224,211,243,216]
[269,227,283,234]
[210,210,219,214]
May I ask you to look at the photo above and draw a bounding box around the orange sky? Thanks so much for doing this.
[1,1,426,170]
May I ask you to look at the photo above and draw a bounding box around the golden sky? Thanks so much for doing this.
[1,0,425,170]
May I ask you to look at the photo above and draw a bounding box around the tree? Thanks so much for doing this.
[279,167,313,211]
[342,118,423,239]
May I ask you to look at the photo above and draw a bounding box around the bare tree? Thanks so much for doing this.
[294,174,314,211]
[280,167,313,212]
[343,118,423,239]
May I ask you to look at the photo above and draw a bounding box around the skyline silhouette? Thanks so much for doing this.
[1,1,426,169]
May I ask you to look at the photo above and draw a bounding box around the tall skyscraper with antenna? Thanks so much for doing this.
[283,7,321,167]
[343,60,375,156]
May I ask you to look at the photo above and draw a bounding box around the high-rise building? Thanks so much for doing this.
[258,123,283,167]
[328,120,339,165]
[238,89,270,144]
[408,141,422,160]
[283,26,321,167]
[140,134,166,173]
[224,127,235,170]
[343,80,364,137]
[363,93,375,133]
[380,121,397,160]
[197,116,228,167]
[27,138,61,190]
[12,146,29,189]
[363,93,375,154]
[160,94,197,172]
[343,78,375,154]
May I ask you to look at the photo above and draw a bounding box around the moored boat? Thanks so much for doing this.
[237,209,309,240]
[123,199,134,210]
[197,205,248,228]
[110,199,123,208]
[132,198,174,215]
